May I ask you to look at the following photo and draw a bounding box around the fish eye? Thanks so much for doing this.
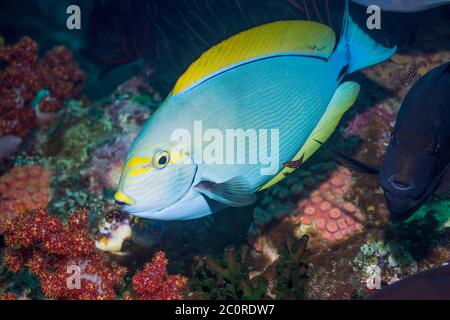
[153,151,170,169]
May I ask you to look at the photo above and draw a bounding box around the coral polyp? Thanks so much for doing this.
[0,165,52,226]
[292,167,365,246]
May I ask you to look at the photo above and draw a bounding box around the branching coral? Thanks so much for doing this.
[0,37,39,138]
[2,209,127,299]
[191,245,267,300]
[132,251,188,300]
[273,234,309,299]
[1,208,186,300]
[0,292,17,300]
[0,37,85,160]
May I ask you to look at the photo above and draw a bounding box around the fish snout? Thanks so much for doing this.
[114,191,136,206]
[388,175,415,192]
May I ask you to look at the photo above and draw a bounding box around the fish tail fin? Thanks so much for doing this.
[337,0,396,73]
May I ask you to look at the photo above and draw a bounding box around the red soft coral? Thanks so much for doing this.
[0,37,85,138]
[2,209,126,300]
[132,251,188,300]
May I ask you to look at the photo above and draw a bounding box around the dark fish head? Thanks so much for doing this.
[380,110,446,221]
[379,62,450,221]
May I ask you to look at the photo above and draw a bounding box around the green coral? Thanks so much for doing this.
[409,198,450,227]
[190,245,267,300]
[273,235,309,299]
[386,198,450,261]
[39,102,112,174]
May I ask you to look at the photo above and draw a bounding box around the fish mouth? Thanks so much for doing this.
[120,165,199,219]
[114,190,136,206]
[382,166,448,221]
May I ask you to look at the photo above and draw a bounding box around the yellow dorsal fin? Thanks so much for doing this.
[173,20,336,96]
[258,81,360,191]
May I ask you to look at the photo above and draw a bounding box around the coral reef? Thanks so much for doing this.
[190,245,267,300]
[2,6,450,301]
[94,210,132,255]
[353,235,418,291]
[250,162,338,235]
[51,184,107,217]
[2,209,127,299]
[0,292,17,300]
[1,208,186,300]
[0,165,52,227]
[343,101,397,156]
[131,251,188,300]
[94,210,164,257]
[292,167,365,247]
[271,235,309,299]
[0,37,85,160]
[81,137,130,195]
[250,163,364,253]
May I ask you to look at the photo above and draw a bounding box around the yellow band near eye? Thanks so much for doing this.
[124,156,152,178]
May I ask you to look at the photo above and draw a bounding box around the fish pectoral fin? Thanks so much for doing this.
[193,176,257,207]
[435,168,450,199]
[314,140,380,175]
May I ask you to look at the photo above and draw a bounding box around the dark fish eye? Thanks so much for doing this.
[159,156,168,165]
[153,151,170,168]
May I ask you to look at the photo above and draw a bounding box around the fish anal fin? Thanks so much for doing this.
[173,20,336,95]
[258,81,360,191]
[194,176,257,207]
[316,139,380,175]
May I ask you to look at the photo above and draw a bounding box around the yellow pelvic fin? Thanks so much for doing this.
[258,81,361,191]
[173,20,336,96]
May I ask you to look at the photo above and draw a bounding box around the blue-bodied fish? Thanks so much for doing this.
[114,1,396,221]
[351,0,450,12]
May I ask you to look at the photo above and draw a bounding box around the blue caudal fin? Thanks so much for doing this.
[337,0,397,73]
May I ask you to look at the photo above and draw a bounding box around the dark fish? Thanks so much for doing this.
[318,62,450,221]
[367,264,450,300]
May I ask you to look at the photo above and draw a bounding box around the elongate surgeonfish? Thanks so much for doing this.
[351,0,450,12]
[114,0,396,221]
[322,62,450,221]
